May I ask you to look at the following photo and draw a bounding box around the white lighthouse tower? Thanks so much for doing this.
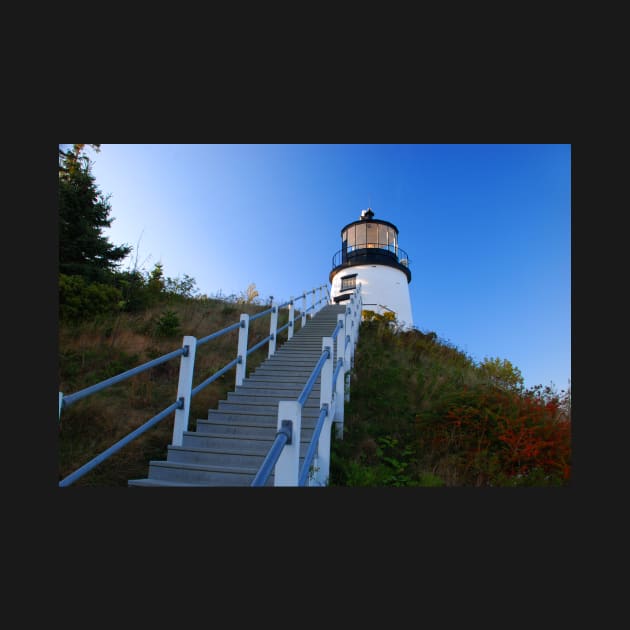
[329,208,414,328]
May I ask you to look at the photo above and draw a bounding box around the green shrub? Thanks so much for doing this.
[113,270,151,312]
[59,274,123,321]
[330,317,570,487]
[153,310,181,338]
[415,386,571,486]
[416,472,445,487]
[478,356,524,391]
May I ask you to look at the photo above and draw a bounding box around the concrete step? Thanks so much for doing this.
[278,346,329,354]
[203,407,321,422]
[144,460,274,486]
[264,356,324,363]
[254,360,320,368]
[196,419,315,439]
[196,420,282,439]
[272,351,325,358]
[245,374,321,384]
[238,378,320,388]
[251,369,321,377]
[128,302,352,486]
[236,381,320,391]
[250,369,319,378]
[235,386,320,398]
[128,478,220,487]
[295,321,341,326]
[227,391,319,405]
[166,444,309,468]
[277,340,328,345]
[258,351,323,361]
[286,338,334,343]
[248,368,321,377]
[269,353,325,361]
[295,331,340,336]
[279,337,330,343]
[182,431,315,451]
[217,401,319,414]
[199,413,320,433]
[258,353,326,362]
[268,345,326,353]
[262,358,322,367]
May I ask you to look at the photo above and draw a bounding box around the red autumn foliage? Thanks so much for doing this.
[496,394,571,480]
[419,386,571,485]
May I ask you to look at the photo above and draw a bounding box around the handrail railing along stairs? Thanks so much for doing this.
[251,284,362,486]
[59,283,363,487]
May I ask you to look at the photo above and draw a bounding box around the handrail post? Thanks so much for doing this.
[288,297,295,340]
[312,337,334,486]
[334,314,344,375]
[347,296,356,370]
[236,313,249,387]
[274,401,301,486]
[320,339,333,417]
[351,286,361,366]
[345,305,353,404]
[301,293,307,328]
[358,284,363,314]
[172,335,197,446]
[351,314,358,368]
[268,298,278,358]
[355,286,363,348]
[334,313,346,436]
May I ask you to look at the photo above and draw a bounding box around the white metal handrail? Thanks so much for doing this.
[252,284,363,487]
[58,283,331,487]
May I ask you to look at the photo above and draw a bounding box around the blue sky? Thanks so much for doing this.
[85,144,570,392]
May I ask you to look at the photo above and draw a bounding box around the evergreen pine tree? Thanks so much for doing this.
[59,144,131,283]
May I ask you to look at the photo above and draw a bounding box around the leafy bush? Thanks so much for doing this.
[362,309,396,324]
[164,274,199,299]
[330,317,571,487]
[237,283,260,305]
[152,310,181,338]
[415,385,571,485]
[112,270,152,312]
[59,274,123,321]
[478,356,524,391]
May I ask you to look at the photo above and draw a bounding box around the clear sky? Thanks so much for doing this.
[85,143,571,393]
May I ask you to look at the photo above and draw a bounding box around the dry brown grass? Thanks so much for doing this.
[58,297,296,486]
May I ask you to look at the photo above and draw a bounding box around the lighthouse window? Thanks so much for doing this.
[379,224,391,251]
[366,222,378,247]
[355,223,367,248]
[342,220,399,254]
[390,229,398,252]
[342,225,355,252]
[340,274,357,292]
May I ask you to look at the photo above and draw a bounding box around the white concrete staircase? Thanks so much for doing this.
[128,304,347,486]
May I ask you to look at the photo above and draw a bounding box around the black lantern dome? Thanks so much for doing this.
[329,208,411,284]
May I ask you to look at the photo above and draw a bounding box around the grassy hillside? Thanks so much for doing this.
[58,297,570,487]
[329,317,571,486]
[58,295,292,486]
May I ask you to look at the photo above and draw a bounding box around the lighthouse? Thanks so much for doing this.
[329,208,414,328]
